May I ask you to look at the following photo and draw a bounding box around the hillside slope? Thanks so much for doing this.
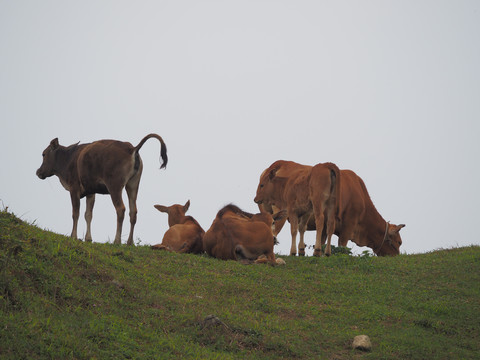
[1,209,479,359]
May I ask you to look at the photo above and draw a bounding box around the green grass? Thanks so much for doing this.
[1,208,479,359]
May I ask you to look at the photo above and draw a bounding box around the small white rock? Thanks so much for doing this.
[352,335,372,352]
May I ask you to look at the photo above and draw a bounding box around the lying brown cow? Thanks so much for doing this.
[36,133,168,245]
[203,204,287,265]
[151,200,204,253]
[255,160,405,256]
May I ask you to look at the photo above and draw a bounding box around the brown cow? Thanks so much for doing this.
[335,169,405,256]
[254,160,314,256]
[203,204,287,265]
[255,160,405,256]
[36,133,168,245]
[151,200,204,253]
[308,162,341,256]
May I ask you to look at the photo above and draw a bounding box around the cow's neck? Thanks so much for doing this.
[53,145,81,187]
[272,177,289,209]
[359,201,387,251]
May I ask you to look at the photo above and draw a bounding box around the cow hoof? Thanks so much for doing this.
[313,249,322,257]
[298,249,305,256]
[289,252,297,256]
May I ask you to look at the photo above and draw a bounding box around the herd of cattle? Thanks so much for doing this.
[36,133,405,264]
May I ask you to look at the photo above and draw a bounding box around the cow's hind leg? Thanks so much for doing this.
[84,194,95,242]
[323,202,336,256]
[313,211,325,256]
[125,177,141,246]
[110,190,126,245]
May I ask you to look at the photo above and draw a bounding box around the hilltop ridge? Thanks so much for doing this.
[1,209,479,359]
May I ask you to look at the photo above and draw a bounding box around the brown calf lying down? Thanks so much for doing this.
[151,200,204,253]
[36,133,167,245]
[203,204,287,265]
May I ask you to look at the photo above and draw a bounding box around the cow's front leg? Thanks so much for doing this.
[70,192,80,240]
[289,215,299,256]
[84,194,95,242]
[298,214,310,256]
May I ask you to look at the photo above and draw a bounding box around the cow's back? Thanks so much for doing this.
[77,140,137,196]
[337,169,380,243]
[203,211,274,261]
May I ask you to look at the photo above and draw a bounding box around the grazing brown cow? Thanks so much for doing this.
[36,133,168,245]
[203,204,287,265]
[254,160,314,256]
[255,160,405,256]
[151,200,204,253]
[335,169,405,256]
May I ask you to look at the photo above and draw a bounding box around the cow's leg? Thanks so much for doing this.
[313,210,325,256]
[323,205,336,256]
[110,190,125,245]
[298,215,309,256]
[84,194,95,242]
[289,215,299,256]
[125,162,142,246]
[70,192,80,240]
[125,182,139,246]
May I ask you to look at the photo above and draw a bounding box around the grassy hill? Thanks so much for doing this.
[1,208,479,359]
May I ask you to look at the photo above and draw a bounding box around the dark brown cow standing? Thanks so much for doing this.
[36,133,168,245]
[203,204,287,265]
[255,160,405,256]
[151,200,204,253]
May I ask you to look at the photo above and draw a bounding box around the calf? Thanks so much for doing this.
[203,204,286,265]
[36,133,168,245]
[151,200,204,253]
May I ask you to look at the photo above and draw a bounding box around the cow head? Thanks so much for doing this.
[36,138,60,180]
[154,200,190,227]
[254,167,281,206]
[377,223,405,256]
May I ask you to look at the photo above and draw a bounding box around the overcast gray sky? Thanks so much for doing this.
[1,1,479,256]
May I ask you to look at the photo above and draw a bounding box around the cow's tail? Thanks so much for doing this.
[135,133,168,169]
[325,162,341,221]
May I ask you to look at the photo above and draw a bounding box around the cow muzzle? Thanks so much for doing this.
[36,168,46,180]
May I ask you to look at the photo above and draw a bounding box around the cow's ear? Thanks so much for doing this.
[273,209,287,221]
[154,205,168,213]
[389,223,405,235]
[268,168,277,180]
[184,200,190,213]
[50,138,59,150]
